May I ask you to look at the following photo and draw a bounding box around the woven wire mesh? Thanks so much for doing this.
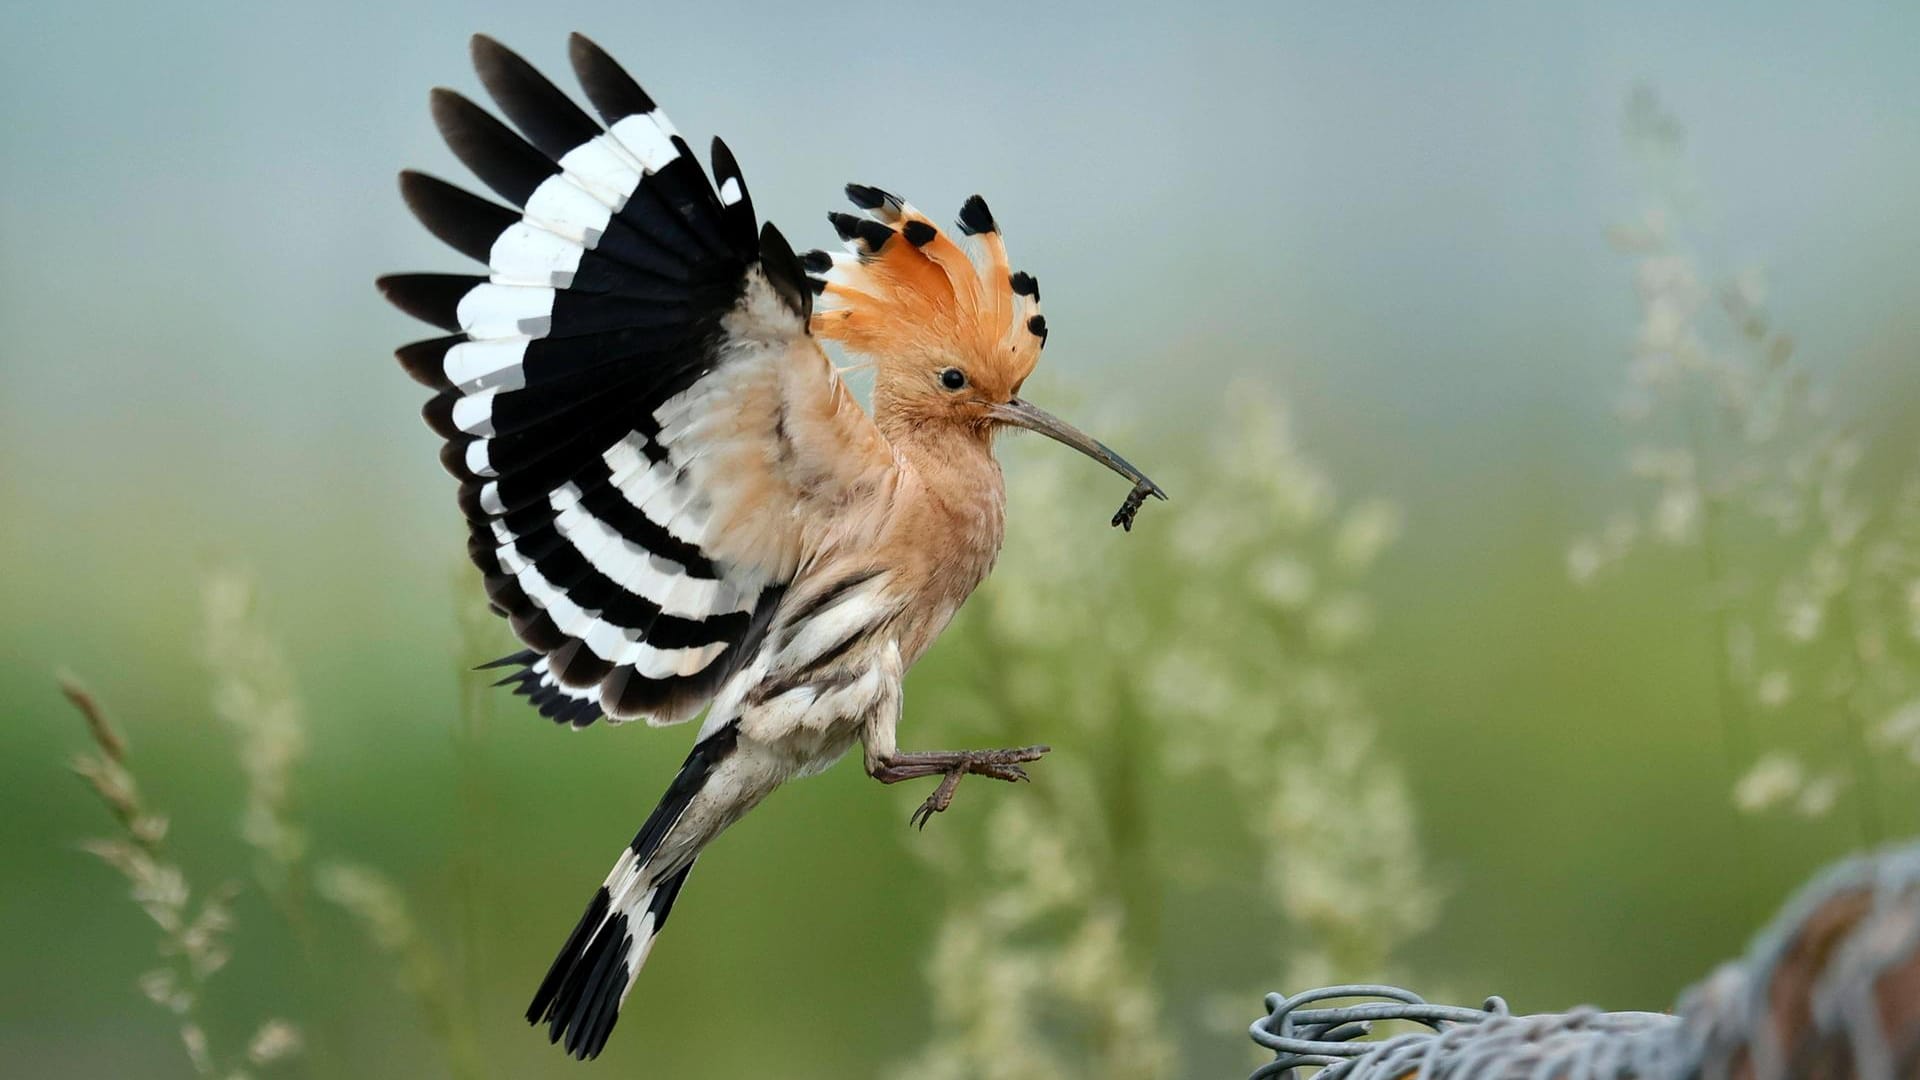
[1249,843,1920,1080]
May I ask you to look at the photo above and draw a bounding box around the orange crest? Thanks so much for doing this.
[801,187,1046,400]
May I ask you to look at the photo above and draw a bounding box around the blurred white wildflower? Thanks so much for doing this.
[60,677,294,1078]
[1333,501,1403,575]
[1567,540,1606,586]
[318,862,487,1079]
[317,863,419,955]
[246,1020,304,1067]
[1734,752,1803,814]
[1881,700,1920,765]
[1780,596,1825,644]
[1756,671,1792,710]
[1308,593,1374,652]
[201,570,308,881]
[1795,773,1844,819]
[1577,86,1920,842]
[897,387,1437,1077]
[891,797,1175,1080]
[64,576,487,1079]
[1251,554,1316,611]
[1652,485,1701,545]
[1568,514,1641,586]
[1177,393,1437,952]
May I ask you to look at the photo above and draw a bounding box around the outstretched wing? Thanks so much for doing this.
[380,34,896,728]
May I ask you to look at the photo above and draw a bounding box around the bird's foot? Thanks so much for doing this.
[872,746,1051,829]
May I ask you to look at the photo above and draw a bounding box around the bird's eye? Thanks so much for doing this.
[939,368,967,391]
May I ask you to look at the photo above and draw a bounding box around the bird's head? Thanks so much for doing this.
[804,186,1165,507]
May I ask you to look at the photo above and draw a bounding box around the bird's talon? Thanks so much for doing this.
[890,746,1048,828]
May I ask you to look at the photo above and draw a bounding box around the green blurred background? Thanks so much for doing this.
[6,1,1920,1077]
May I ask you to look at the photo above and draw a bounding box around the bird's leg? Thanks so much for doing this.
[867,746,1051,829]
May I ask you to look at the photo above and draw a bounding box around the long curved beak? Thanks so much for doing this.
[988,398,1169,503]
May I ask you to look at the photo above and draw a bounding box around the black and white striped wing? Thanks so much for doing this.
[380,35,895,728]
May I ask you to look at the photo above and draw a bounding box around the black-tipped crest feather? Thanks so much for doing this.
[956,194,997,235]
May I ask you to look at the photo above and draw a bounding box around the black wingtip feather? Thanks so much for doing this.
[437,438,479,480]
[394,334,461,390]
[709,137,760,260]
[758,223,812,322]
[568,32,658,123]
[510,607,570,652]
[378,273,480,332]
[549,640,615,692]
[429,88,556,206]
[399,171,516,264]
[478,648,538,673]
[470,34,604,160]
[422,391,461,438]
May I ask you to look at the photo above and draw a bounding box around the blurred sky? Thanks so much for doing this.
[3,0,1917,550]
[6,2,1920,1074]
[5,1,1918,531]
[7,0,1918,710]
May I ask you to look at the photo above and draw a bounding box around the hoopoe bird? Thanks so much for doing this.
[379,34,1165,1059]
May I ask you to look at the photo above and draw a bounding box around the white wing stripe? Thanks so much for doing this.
[548,483,754,619]
[600,439,713,548]
[489,223,586,287]
[608,113,680,172]
[509,549,730,674]
[524,174,615,244]
[443,339,528,393]
[464,439,496,478]
[452,388,498,436]
[458,283,555,340]
[558,136,645,208]
[645,108,681,141]
[603,431,648,481]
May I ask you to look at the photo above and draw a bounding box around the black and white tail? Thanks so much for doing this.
[526,721,740,1059]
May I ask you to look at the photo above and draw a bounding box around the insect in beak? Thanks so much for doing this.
[987,398,1169,529]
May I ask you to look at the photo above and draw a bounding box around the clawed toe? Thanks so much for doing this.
[889,745,1052,829]
[980,745,1050,766]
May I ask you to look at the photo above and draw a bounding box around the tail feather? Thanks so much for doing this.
[526,721,740,1059]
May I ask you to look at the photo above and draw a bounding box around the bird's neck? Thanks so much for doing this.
[886,420,1007,658]
[891,420,1004,511]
